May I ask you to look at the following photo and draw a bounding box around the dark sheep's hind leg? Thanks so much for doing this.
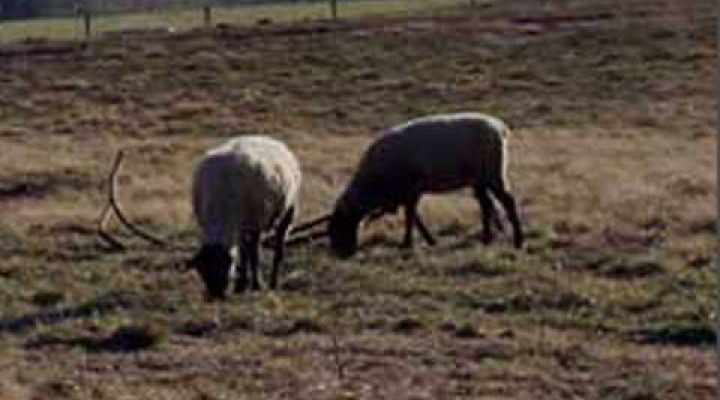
[489,184,523,249]
[474,185,496,245]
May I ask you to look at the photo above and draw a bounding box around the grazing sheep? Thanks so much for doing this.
[184,135,301,300]
[328,112,523,258]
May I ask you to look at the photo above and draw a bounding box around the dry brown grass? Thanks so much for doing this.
[0,0,715,399]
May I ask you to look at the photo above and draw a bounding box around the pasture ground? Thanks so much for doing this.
[0,0,715,399]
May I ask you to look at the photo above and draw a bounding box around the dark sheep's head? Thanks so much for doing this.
[328,204,362,259]
[183,244,232,301]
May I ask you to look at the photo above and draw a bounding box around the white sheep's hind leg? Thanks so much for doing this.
[270,206,295,290]
[246,230,262,291]
[233,244,249,293]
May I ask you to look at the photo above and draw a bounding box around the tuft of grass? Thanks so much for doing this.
[595,254,666,279]
[391,316,426,334]
[631,323,716,347]
[30,290,65,307]
[174,318,221,338]
[452,322,484,339]
[103,322,168,351]
[479,290,595,314]
[261,316,325,337]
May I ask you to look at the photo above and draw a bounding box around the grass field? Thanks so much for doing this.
[0,0,471,44]
[0,0,716,399]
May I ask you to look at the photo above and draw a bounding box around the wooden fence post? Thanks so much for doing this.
[83,10,92,40]
[203,5,212,28]
[330,0,338,20]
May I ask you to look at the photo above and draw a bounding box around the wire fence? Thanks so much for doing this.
[0,0,496,43]
[0,0,642,44]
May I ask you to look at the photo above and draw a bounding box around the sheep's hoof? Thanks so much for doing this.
[481,233,493,245]
[234,280,248,293]
[514,238,524,250]
[268,273,280,289]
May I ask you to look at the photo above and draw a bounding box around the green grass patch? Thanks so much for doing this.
[0,0,473,44]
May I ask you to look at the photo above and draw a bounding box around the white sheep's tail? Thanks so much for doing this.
[481,121,511,191]
[500,125,510,183]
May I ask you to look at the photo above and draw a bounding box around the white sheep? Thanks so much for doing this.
[328,112,523,258]
[183,135,301,300]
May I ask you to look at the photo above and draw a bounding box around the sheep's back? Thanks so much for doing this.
[193,136,301,245]
[363,113,506,186]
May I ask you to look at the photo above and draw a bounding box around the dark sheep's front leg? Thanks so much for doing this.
[402,197,435,248]
[402,202,416,248]
[489,183,523,249]
[414,214,436,246]
[270,206,295,290]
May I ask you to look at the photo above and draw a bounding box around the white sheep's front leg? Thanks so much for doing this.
[245,230,262,291]
[270,206,295,290]
[234,245,249,293]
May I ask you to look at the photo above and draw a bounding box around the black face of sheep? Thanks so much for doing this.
[185,244,232,301]
[328,207,361,259]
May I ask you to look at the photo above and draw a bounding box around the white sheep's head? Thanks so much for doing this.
[182,244,232,301]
